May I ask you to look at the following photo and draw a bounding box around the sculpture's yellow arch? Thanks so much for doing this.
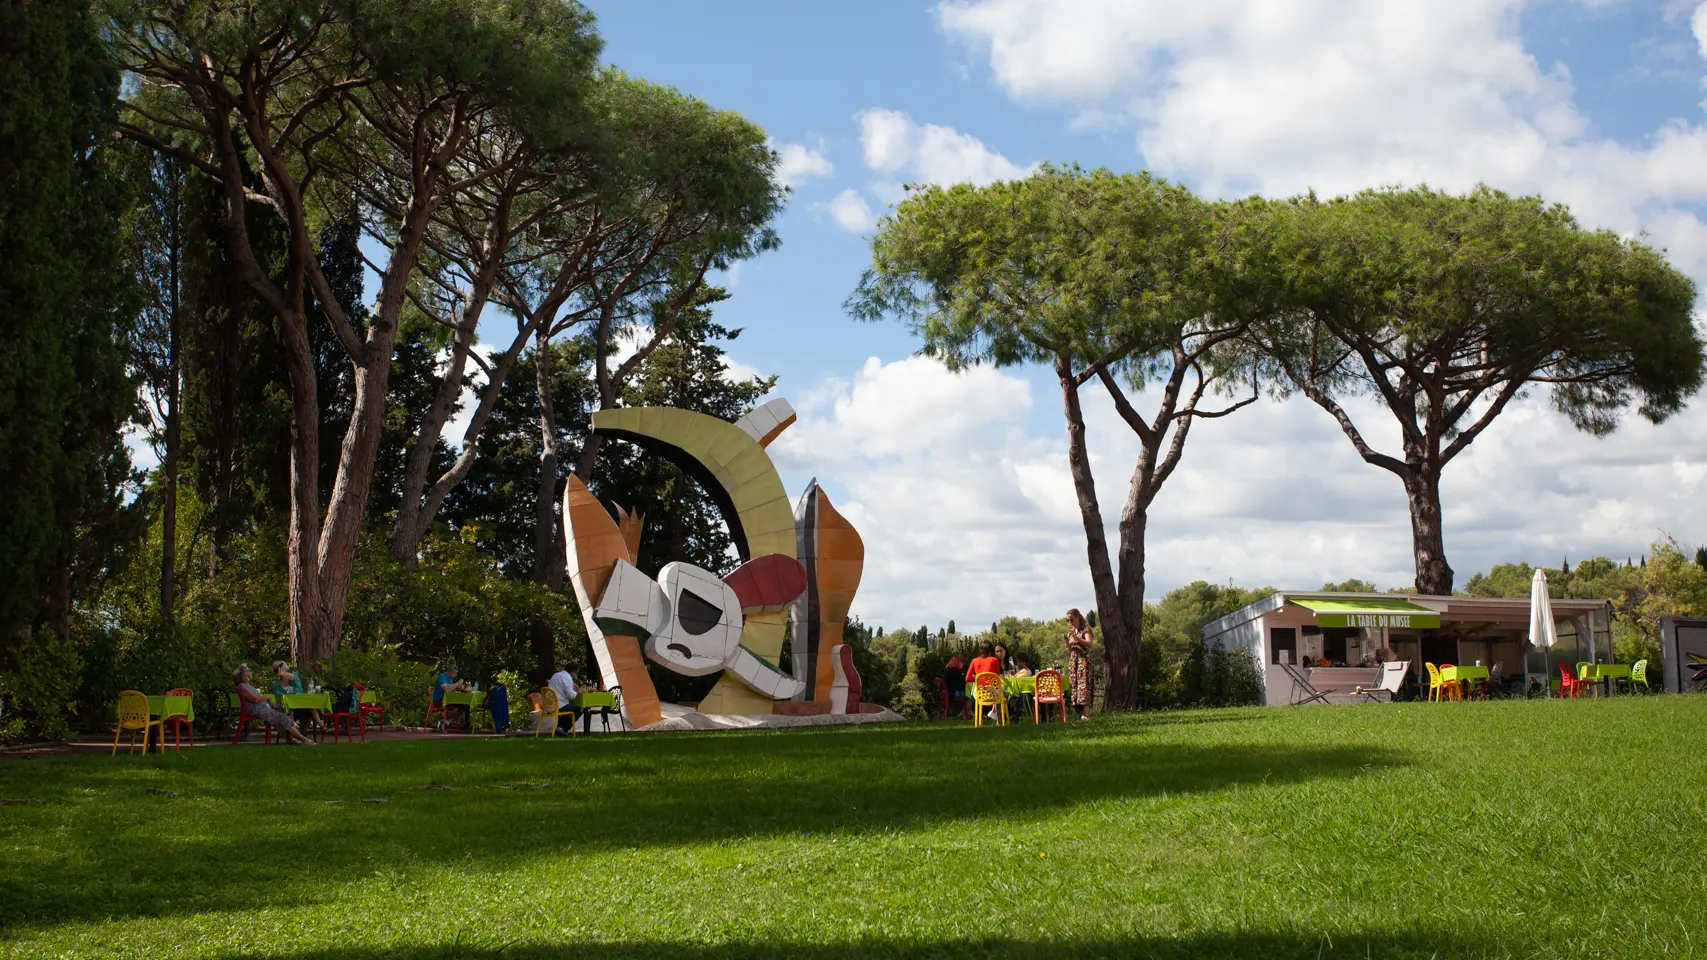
[590,402,798,715]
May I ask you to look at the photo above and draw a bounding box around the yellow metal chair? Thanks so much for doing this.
[533,688,575,737]
[112,690,163,755]
[972,672,1007,727]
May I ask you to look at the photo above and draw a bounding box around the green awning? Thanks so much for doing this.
[1291,597,1440,629]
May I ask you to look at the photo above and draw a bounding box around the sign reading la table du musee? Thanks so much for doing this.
[1314,612,1440,629]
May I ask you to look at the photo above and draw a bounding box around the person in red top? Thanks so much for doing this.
[966,641,1003,683]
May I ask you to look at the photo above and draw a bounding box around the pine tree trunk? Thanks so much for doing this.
[1107,496,1148,710]
[530,339,566,683]
[160,223,181,625]
[315,333,401,656]
[1404,467,1453,595]
[160,306,179,625]
[390,327,472,563]
[279,305,328,666]
[1055,356,1130,708]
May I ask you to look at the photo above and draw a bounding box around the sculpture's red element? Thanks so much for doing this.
[723,554,807,613]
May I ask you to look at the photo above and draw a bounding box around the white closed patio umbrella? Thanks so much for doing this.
[1530,569,1560,697]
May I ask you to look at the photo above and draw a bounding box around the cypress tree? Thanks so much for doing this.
[0,0,135,641]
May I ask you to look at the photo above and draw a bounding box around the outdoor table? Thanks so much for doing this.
[273,692,332,740]
[145,694,195,725]
[132,695,193,752]
[442,690,485,730]
[963,676,1038,721]
[574,691,620,732]
[962,676,1036,697]
[1589,663,1630,696]
[273,692,332,711]
[1439,665,1489,697]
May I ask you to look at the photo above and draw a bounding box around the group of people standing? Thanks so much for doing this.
[941,608,1097,722]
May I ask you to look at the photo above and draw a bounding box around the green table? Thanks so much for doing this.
[963,676,1036,698]
[128,695,194,752]
[273,692,332,711]
[1588,663,1630,695]
[1438,665,1489,697]
[574,691,622,732]
[144,694,194,724]
[441,690,485,730]
[964,675,1039,723]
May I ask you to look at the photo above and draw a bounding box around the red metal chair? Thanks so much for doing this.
[931,676,970,720]
[355,683,385,732]
[327,687,365,743]
[163,687,195,750]
[425,693,446,731]
[1559,661,1588,699]
[230,686,276,746]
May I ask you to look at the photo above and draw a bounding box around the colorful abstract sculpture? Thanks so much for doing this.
[567,398,866,719]
[789,480,866,704]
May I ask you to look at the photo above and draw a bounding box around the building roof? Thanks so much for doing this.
[1201,591,1610,642]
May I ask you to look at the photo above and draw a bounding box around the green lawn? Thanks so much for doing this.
[2,697,1703,959]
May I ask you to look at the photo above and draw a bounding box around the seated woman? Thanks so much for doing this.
[940,656,970,717]
[434,663,471,729]
[967,642,1004,721]
[234,664,316,745]
[1009,652,1034,678]
[993,642,1011,675]
[272,660,322,731]
[1005,652,1036,718]
[965,642,1002,684]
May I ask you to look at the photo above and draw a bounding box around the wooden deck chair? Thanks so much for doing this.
[1279,662,1330,706]
[1353,661,1408,703]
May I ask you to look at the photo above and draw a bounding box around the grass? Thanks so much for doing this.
[1,697,1704,959]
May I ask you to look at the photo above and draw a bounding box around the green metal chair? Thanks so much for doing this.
[1630,658,1651,694]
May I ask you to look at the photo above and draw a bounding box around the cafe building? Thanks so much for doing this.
[1200,591,1613,704]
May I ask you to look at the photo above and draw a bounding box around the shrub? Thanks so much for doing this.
[0,630,84,741]
[892,647,929,720]
[315,642,439,727]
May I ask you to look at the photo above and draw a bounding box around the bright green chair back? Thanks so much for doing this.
[1576,661,1593,681]
[1631,658,1650,691]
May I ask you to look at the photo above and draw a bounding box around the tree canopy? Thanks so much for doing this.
[1246,186,1704,594]
[852,166,1259,709]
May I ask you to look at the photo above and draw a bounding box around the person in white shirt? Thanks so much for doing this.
[546,668,578,736]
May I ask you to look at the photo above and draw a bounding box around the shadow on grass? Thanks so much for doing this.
[0,720,1402,934]
[229,931,1494,960]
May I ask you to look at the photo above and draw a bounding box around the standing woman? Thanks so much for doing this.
[1065,608,1095,721]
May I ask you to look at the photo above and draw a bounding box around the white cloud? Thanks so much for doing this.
[1692,2,1707,59]
[722,355,765,384]
[772,140,834,189]
[777,355,1707,629]
[769,356,1081,626]
[818,187,877,232]
[855,107,1035,186]
[938,0,1707,278]
[442,342,500,450]
[812,110,1035,234]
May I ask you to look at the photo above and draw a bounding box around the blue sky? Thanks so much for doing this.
[524,1,1707,631]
